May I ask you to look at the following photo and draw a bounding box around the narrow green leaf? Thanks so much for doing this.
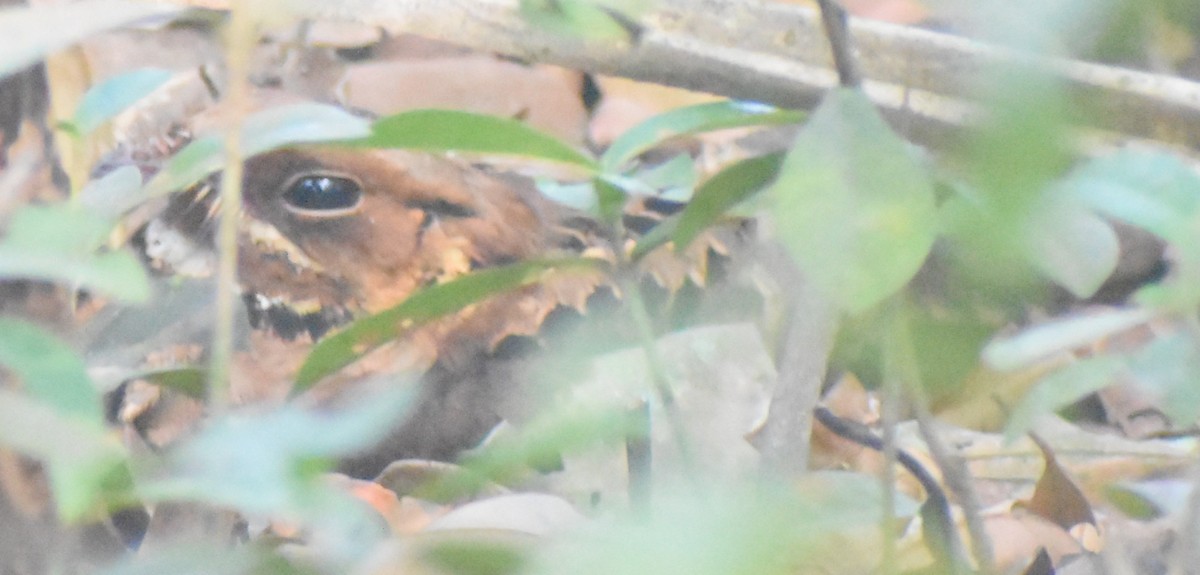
[64,67,173,136]
[670,152,783,252]
[630,153,782,260]
[602,101,804,172]
[594,176,627,226]
[0,204,150,302]
[140,103,372,204]
[294,258,600,392]
[769,89,936,314]
[1106,480,1191,520]
[343,109,597,170]
[139,367,207,399]
[983,307,1155,371]
[0,1,182,78]
[0,318,100,420]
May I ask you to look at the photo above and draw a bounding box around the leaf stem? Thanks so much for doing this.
[626,280,696,478]
[208,4,255,411]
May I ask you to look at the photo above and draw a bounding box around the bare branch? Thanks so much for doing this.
[149,0,1200,154]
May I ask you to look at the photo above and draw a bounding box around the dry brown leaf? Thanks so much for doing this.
[338,58,587,145]
[328,473,446,536]
[986,510,1084,572]
[1022,547,1055,575]
[1017,434,1097,532]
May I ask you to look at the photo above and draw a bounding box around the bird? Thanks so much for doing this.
[132,138,752,480]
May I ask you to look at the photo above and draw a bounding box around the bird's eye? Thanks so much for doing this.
[282,173,363,217]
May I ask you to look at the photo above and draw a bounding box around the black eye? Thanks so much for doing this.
[282,173,363,216]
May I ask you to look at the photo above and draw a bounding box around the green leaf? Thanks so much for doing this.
[530,475,898,575]
[943,66,1074,287]
[1063,149,1200,244]
[294,258,601,393]
[519,0,648,41]
[1003,356,1125,442]
[982,307,1155,371]
[138,367,207,399]
[668,152,782,253]
[769,89,936,314]
[344,109,597,170]
[630,152,782,260]
[1106,479,1191,520]
[537,180,597,211]
[96,543,302,575]
[138,389,412,518]
[0,204,150,302]
[427,403,642,500]
[78,164,143,219]
[602,101,804,172]
[140,103,373,203]
[0,1,183,78]
[1024,194,1119,298]
[0,318,100,419]
[1127,332,1200,425]
[0,388,126,521]
[63,67,173,136]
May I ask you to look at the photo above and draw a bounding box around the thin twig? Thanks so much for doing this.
[878,314,902,575]
[815,0,861,88]
[891,303,988,574]
[625,400,652,512]
[627,286,696,474]
[911,400,990,573]
[812,406,957,572]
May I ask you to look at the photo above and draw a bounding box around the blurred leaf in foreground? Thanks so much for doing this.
[1126,331,1200,426]
[59,67,172,136]
[0,388,127,521]
[136,389,413,559]
[0,318,100,418]
[0,204,149,302]
[533,473,905,575]
[1063,149,1200,308]
[138,388,412,516]
[0,1,182,78]
[770,89,936,314]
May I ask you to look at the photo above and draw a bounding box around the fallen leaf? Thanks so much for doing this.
[1017,434,1096,531]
